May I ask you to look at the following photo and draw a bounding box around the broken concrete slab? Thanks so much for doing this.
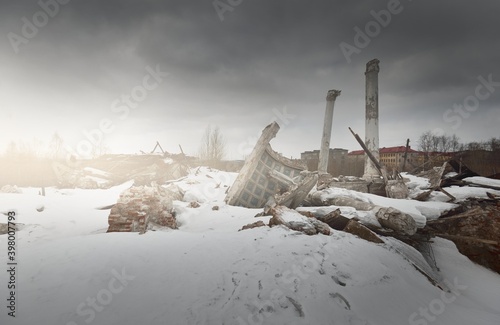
[308,193,374,211]
[274,171,318,209]
[375,207,417,236]
[308,190,418,235]
[225,122,314,209]
[314,209,349,230]
[300,207,383,243]
[269,206,330,236]
[344,219,384,244]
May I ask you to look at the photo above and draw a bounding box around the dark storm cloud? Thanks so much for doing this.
[1,0,499,157]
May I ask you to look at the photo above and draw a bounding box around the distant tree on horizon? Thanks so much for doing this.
[199,125,226,168]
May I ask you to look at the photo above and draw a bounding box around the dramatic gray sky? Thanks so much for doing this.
[1,0,499,160]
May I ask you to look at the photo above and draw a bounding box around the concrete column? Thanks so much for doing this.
[363,59,380,179]
[318,89,341,174]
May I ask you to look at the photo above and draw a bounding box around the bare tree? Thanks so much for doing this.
[418,131,433,153]
[449,134,461,152]
[4,141,18,158]
[199,125,226,168]
[91,140,110,158]
[49,132,64,160]
[467,141,484,151]
[487,137,500,152]
[419,131,462,153]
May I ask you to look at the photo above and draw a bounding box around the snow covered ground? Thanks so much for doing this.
[1,168,499,325]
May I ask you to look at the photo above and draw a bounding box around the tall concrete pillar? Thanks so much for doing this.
[363,59,380,179]
[318,89,341,174]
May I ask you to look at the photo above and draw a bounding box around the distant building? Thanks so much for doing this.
[348,146,422,176]
[304,145,497,177]
[301,148,348,176]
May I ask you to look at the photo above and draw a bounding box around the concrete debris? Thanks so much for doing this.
[314,208,349,230]
[189,201,201,208]
[415,160,500,202]
[107,183,179,233]
[414,162,455,202]
[316,174,368,192]
[385,179,409,200]
[0,223,23,235]
[52,153,190,189]
[0,185,22,193]
[269,206,330,236]
[308,208,383,243]
[308,192,373,210]
[265,204,383,243]
[163,184,184,201]
[274,171,318,209]
[239,220,266,231]
[421,197,500,274]
[344,219,384,244]
[52,162,100,189]
[308,191,417,235]
[225,122,315,209]
[348,127,408,199]
[375,207,417,236]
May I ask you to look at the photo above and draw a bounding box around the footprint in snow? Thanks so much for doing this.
[329,292,351,310]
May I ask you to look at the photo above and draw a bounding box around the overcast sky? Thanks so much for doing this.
[1,0,499,160]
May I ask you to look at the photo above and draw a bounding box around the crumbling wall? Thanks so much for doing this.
[226,122,312,209]
[107,184,178,233]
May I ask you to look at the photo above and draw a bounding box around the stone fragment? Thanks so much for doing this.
[344,220,384,244]
[240,221,266,231]
[269,206,330,236]
[375,207,417,236]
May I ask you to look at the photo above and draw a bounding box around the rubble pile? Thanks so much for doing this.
[316,174,369,192]
[0,185,22,193]
[107,184,179,233]
[52,153,190,189]
[308,190,418,234]
[315,209,384,243]
[421,197,500,273]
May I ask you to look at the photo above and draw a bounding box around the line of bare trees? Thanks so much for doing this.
[418,131,500,153]
[2,132,110,161]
